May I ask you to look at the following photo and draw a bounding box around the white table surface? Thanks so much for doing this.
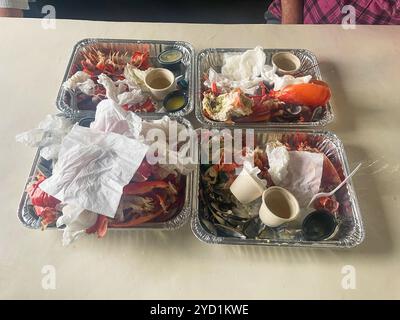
[1,18,399,299]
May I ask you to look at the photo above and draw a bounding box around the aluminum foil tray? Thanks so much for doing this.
[191,129,364,248]
[56,38,194,118]
[17,114,196,231]
[195,48,334,128]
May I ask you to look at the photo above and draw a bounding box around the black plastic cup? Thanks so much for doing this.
[163,90,188,113]
[302,210,338,241]
[157,49,183,71]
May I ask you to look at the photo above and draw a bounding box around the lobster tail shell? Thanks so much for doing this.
[271,81,331,109]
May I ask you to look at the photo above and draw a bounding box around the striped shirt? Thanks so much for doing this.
[268,0,400,24]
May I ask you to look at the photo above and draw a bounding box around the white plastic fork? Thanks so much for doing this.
[307,163,362,208]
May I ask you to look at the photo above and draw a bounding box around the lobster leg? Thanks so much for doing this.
[86,214,109,238]
[123,181,169,195]
[109,209,164,228]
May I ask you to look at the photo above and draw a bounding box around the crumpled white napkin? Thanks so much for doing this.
[204,68,263,95]
[267,145,323,206]
[273,75,312,91]
[204,46,311,95]
[262,65,312,91]
[141,116,197,176]
[63,71,96,95]
[90,99,143,139]
[222,46,266,81]
[97,73,148,107]
[51,101,147,245]
[56,204,98,246]
[266,145,290,185]
[40,124,149,217]
[16,114,73,161]
[123,64,153,93]
[202,46,266,95]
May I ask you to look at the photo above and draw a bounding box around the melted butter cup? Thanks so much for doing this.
[158,49,183,70]
[163,91,188,112]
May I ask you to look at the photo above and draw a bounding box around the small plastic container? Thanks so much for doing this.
[229,168,266,204]
[144,68,177,100]
[259,187,300,227]
[272,52,301,75]
[163,90,188,113]
[302,210,338,241]
[158,48,184,70]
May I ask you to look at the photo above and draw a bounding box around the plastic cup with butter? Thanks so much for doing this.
[163,90,188,113]
[158,49,184,70]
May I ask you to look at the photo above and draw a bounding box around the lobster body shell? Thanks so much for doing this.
[27,175,60,209]
[270,81,331,109]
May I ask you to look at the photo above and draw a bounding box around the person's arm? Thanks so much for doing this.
[281,0,304,24]
[0,0,29,17]
[0,8,23,17]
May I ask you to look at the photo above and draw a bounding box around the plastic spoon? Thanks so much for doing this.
[307,163,362,208]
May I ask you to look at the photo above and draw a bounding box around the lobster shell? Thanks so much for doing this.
[270,81,331,109]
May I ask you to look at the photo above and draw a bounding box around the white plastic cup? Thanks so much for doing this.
[230,169,266,204]
[144,68,176,100]
[259,187,300,227]
[272,52,301,76]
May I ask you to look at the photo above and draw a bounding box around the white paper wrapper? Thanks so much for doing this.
[204,48,311,95]
[267,146,323,206]
[77,79,96,95]
[142,116,197,176]
[63,71,91,91]
[90,99,143,139]
[202,47,267,95]
[222,46,266,81]
[272,74,312,91]
[16,115,73,161]
[266,145,290,185]
[97,73,148,106]
[40,125,149,218]
[123,64,153,93]
[262,65,312,90]
[204,68,262,95]
[57,204,98,246]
